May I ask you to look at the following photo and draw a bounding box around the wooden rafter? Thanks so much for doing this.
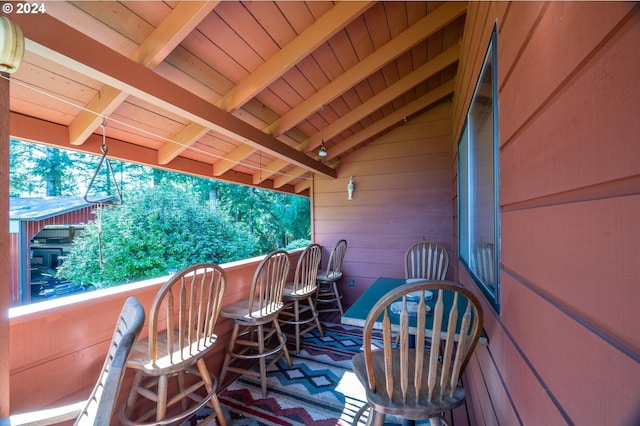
[264,2,467,137]
[254,5,465,185]
[323,79,456,161]
[68,2,217,147]
[10,12,337,178]
[218,1,374,113]
[209,1,374,177]
[301,44,462,154]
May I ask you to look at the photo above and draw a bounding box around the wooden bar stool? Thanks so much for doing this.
[119,264,227,426]
[279,244,323,355]
[219,250,292,397]
[315,239,347,316]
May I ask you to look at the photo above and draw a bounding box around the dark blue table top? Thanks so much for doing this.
[341,276,488,345]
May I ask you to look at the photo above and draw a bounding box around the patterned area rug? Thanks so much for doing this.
[186,322,376,426]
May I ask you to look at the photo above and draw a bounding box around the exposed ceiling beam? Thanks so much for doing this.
[208,1,374,177]
[253,158,288,185]
[11,12,337,178]
[158,122,210,165]
[68,1,217,147]
[213,144,255,177]
[9,112,308,197]
[217,1,374,113]
[255,43,461,183]
[265,2,467,137]
[294,178,311,194]
[302,43,461,153]
[274,167,307,189]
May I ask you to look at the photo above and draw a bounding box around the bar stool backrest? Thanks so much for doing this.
[248,250,290,318]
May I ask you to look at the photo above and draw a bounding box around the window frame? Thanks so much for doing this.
[458,27,500,313]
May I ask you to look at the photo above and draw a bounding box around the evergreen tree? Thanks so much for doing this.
[11,139,312,287]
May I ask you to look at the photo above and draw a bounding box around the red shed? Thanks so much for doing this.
[9,197,106,306]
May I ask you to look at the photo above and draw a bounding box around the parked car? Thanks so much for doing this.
[30,266,86,300]
[30,247,94,301]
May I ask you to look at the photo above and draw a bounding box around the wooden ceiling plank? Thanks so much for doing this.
[12,13,336,178]
[46,2,140,56]
[216,2,281,61]
[157,52,226,103]
[203,2,374,178]
[363,2,392,50]
[301,44,461,153]
[241,1,295,49]
[72,2,153,46]
[181,22,248,88]
[329,27,361,72]
[217,1,374,113]
[295,55,330,91]
[68,2,216,147]
[325,79,456,160]
[276,2,316,35]
[266,2,467,136]
[386,2,412,38]
[344,14,374,62]
[266,79,303,110]
[281,66,317,105]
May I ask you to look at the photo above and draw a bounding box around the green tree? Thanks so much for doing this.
[11,139,312,283]
[57,183,257,286]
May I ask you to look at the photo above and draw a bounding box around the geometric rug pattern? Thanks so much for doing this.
[186,323,373,425]
[185,323,455,425]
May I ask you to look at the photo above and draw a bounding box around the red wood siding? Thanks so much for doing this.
[8,250,302,414]
[313,102,453,308]
[453,2,640,425]
[8,235,20,305]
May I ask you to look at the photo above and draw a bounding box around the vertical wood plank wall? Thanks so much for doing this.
[1,71,11,417]
[451,2,640,425]
[313,102,453,307]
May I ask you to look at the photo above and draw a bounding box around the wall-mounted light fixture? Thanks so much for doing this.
[347,176,354,200]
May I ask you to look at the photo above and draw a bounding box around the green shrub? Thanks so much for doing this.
[57,184,257,287]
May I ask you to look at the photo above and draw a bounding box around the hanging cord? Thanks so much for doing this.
[83,118,123,205]
[4,73,315,181]
[83,119,122,267]
[96,203,104,266]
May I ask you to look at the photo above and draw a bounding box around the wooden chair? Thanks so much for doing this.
[119,264,227,426]
[219,250,292,397]
[279,244,323,355]
[0,297,145,426]
[474,242,496,286]
[315,239,347,316]
[404,241,449,281]
[351,280,483,426]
